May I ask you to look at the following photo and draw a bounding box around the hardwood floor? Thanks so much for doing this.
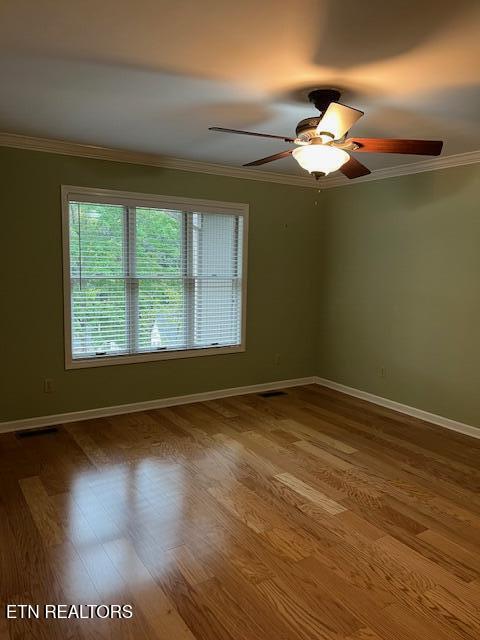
[1,384,480,639]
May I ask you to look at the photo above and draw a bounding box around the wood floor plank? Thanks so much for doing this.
[208,481,283,534]
[104,537,197,639]
[417,528,480,577]
[335,510,385,542]
[420,586,480,638]
[374,535,480,607]
[166,544,213,586]
[346,629,385,640]
[19,476,64,546]
[199,527,276,585]
[256,576,345,640]
[260,525,316,561]
[295,431,358,454]
[274,472,347,515]
[383,601,468,640]
[192,572,294,640]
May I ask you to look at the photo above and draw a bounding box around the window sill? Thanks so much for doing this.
[65,344,245,369]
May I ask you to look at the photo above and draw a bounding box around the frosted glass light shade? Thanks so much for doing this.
[292,145,349,175]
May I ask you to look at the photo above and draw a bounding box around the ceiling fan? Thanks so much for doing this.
[209,89,443,180]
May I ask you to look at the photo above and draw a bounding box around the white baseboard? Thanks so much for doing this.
[2,375,478,441]
[315,377,480,440]
[0,377,316,434]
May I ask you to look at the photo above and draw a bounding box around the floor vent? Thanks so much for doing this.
[258,390,288,398]
[16,426,59,438]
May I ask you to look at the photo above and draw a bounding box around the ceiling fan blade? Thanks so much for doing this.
[243,150,293,167]
[209,127,296,143]
[316,102,364,140]
[348,138,443,155]
[339,155,371,179]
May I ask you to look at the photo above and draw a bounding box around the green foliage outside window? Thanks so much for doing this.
[70,202,184,355]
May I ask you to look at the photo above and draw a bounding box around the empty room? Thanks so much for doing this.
[1,1,480,638]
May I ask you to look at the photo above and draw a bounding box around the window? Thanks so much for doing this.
[62,187,247,368]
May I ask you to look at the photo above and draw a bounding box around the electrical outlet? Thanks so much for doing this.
[274,353,281,365]
[380,367,387,379]
[44,378,54,393]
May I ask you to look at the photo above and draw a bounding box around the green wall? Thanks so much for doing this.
[2,146,479,430]
[318,164,480,428]
[0,147,319,422]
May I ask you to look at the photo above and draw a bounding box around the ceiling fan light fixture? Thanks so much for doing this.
[209,90,443,180]
[292,144,349,176]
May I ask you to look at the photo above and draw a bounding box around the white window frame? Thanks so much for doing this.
[61,185,248,369]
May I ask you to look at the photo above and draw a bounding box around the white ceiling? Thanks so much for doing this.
[0,0,479,175]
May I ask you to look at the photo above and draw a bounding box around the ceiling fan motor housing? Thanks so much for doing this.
[295,117,321,139]
[296,89,342,139]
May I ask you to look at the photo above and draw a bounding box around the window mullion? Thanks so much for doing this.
[183,212,195,349]
[125,206,139,354]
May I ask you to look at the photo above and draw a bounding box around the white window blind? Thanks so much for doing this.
[64,189,246,367]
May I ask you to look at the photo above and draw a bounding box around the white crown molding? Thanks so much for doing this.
[1,131,479,190]
[317,150,480,189]
[0,132,315,188]
[0,376,317,434]
[315,377,480,440]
